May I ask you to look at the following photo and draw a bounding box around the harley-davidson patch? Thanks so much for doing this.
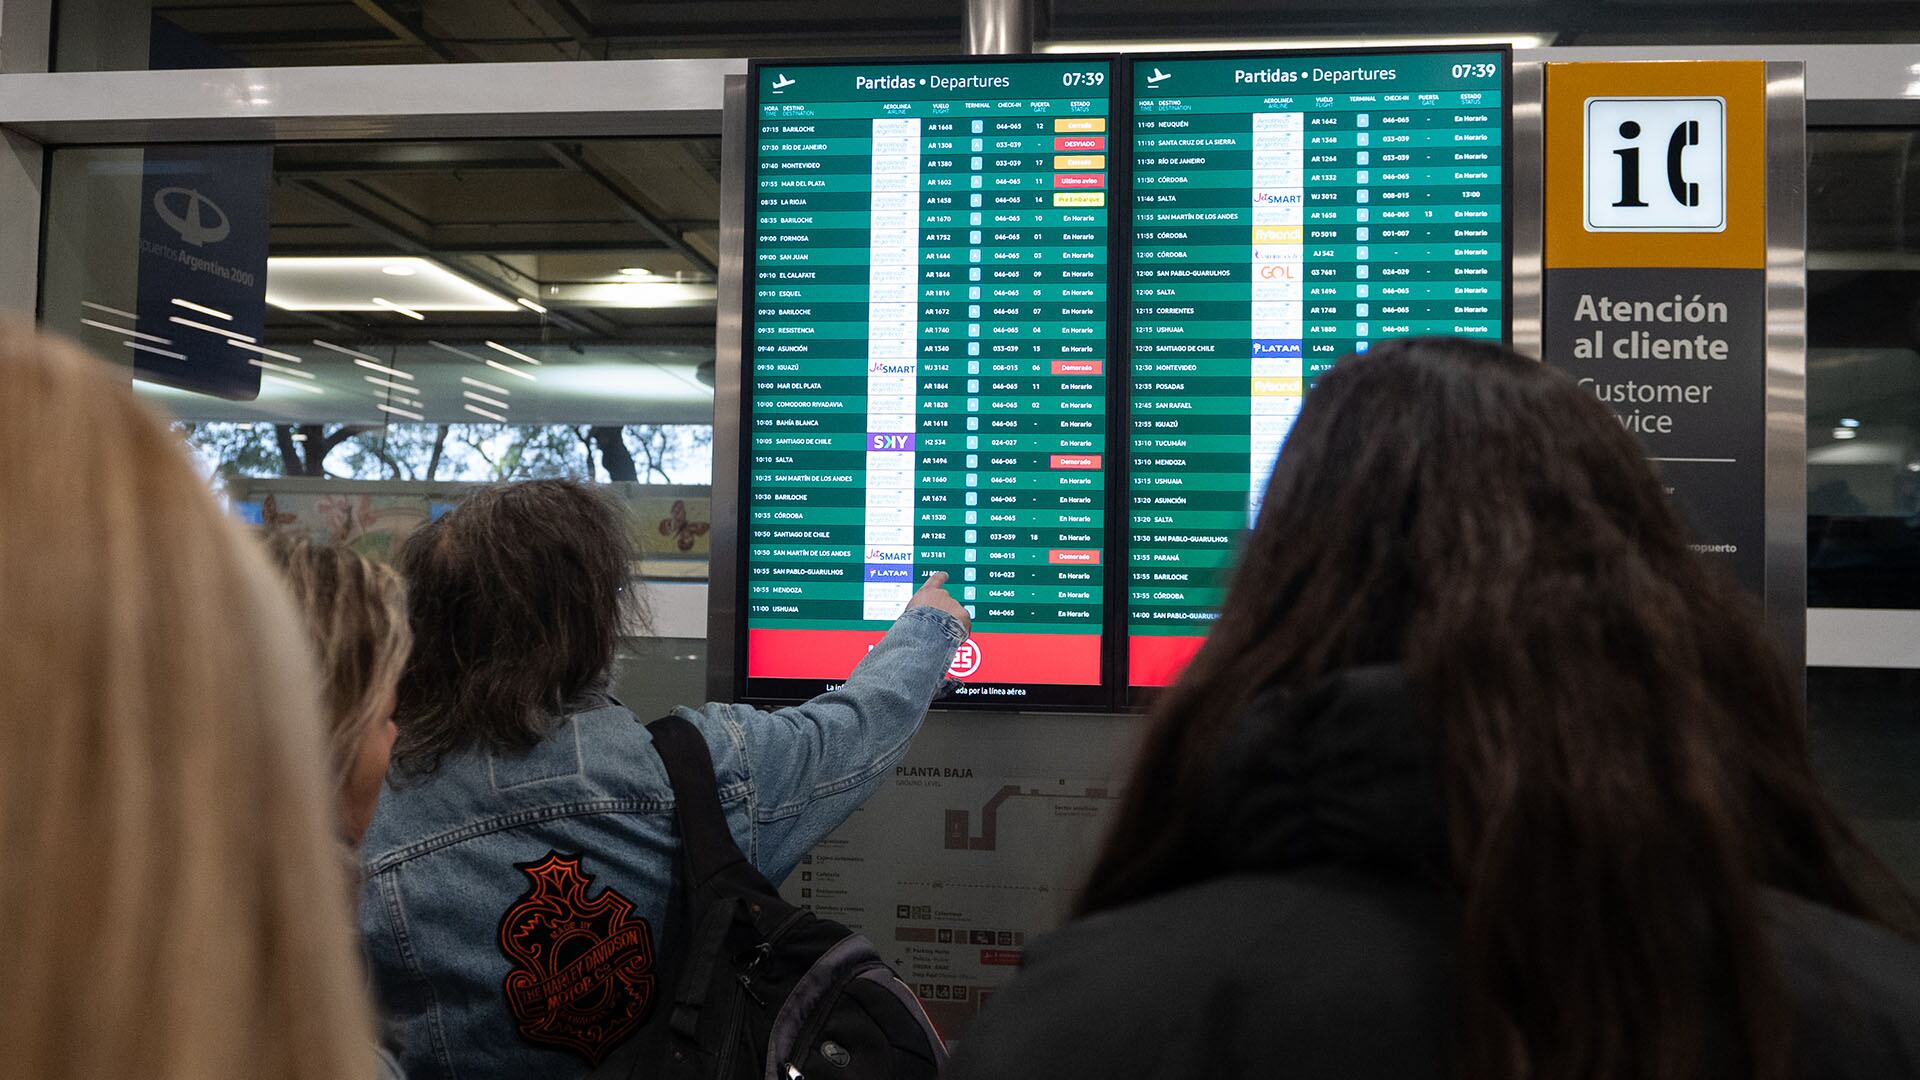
[497,851,656,1063]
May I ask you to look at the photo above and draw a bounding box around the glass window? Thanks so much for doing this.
[1805,127,1920,890]
[1806,128,1920,609]
[38,136,720,693]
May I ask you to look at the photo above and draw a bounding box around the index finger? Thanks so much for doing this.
[921,570,948,589]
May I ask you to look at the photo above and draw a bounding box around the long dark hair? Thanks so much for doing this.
[1080,338,1913,1080]
[391,479,634,773]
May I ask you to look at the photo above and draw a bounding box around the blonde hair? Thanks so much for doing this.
[264,532,411,799]
[0,324,376,1079]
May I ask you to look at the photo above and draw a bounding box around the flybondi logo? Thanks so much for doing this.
[152,187,231,247]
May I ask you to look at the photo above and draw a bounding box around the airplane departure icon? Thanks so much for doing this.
[1146,68,1172,85]
[772,74,796,91]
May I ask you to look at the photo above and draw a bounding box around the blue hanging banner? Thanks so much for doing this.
[133,17,272,400]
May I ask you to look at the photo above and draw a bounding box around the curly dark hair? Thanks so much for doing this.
[1080,338,1916,1080]
[390,479,635,773]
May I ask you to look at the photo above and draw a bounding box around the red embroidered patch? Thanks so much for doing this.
[498,851,657,1064]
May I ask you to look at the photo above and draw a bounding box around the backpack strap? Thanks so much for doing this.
[645,712,756,902]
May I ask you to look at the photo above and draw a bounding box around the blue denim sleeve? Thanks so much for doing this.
[699,605,965,884]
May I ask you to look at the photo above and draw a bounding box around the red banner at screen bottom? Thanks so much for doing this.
[748,628,1103,685]
[1128,634,1208,688]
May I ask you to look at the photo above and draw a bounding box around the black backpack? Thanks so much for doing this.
[587,713,947,1080]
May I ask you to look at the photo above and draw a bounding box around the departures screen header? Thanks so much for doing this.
[735,49,1510,710]
[1126,50,1508,689]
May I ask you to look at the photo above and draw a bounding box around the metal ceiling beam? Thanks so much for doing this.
[288,176,620,340]
[0,59,741,144]
[268,239,678,257]
[521,0,603,55]
[541,142,719,275]
[349,0,464,61]
[1046,0,1920,38]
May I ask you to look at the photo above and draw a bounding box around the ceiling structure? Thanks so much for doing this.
[58,134,726,427]
[122,0,1920,66]
[263,137,720,347]
[48,2,1915,436]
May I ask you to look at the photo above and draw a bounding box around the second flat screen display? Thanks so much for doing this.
[1126,50,1509,688]
[744,59,1116,707]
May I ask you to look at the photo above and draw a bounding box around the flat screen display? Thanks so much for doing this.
[1125,49,1510,688]
[741,58,1118,707]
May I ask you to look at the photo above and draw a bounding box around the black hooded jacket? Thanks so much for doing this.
[944,667,1920,1080]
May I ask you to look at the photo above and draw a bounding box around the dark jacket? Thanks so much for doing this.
[945,666,1920,1080]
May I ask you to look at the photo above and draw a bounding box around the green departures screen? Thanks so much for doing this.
[745,59,1115,707]
[1127,51,1508,687]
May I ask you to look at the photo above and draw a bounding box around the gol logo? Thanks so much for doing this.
[947,639,983,678]
[152,187,231,247]
[497,852,656,1064]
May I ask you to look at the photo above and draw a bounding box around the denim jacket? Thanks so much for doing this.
[358,607,965,1080]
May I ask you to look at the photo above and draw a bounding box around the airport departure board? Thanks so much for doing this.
[1126,50,1509,687]
[743,59,1117,707]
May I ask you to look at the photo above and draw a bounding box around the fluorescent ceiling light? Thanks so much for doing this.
[262,373,324,395]
[125,340,187,361]
[1831,427,1858,440]
[249,358,312,379]
[485,340,543,366]
[619,267,655,277]
[372,296,428,321]
[352,357,414,381]
[227,340,305,363]
[1810,438,1906,466]
[464,403,509,423]
[429,340,489,364]
[170,315,256,343]
[553,282,717,310]
[376,402,425,422]
[83,318,171,345]
[517,297,549,314]
[83,300,137,321]
[171,298,233,321]
[461,375,510,396]
[485,357,538,382]
[266,257,514,312]
[1041,33,1551,53]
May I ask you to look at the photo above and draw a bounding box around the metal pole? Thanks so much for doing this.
[964,0,1034,55]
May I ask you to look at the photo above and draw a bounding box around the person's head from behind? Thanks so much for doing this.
[1085,338,1911,1080]
[393,478,633,773]
[264,533,411,845]
[0,324,375,1078]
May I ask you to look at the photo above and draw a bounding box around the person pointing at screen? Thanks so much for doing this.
[356,479,968,1080]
